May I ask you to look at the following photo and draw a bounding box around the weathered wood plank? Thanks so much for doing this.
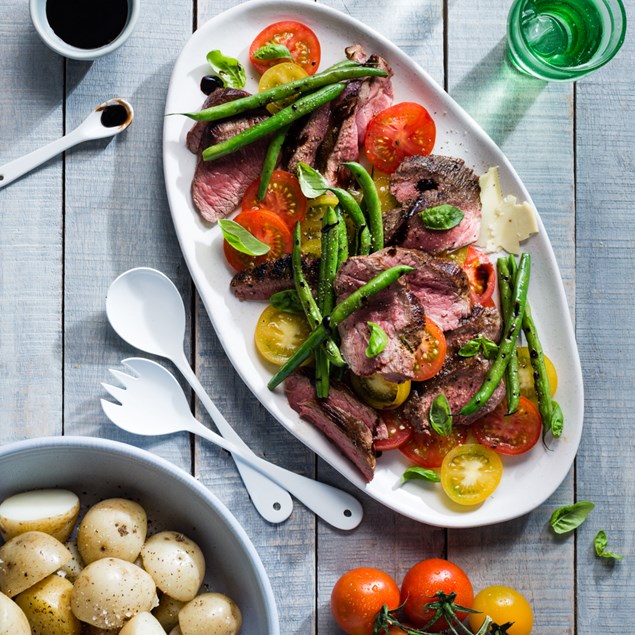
[0,2,64,441]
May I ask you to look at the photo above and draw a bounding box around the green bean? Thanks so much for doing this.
[460,253,531,416]
[331,187,371,256]
[257,126,288,200]
[268,264,414,389]
[318,206,339,316]
[497,257,520,414]
[184,64,388,122]
[203,84,345,162]
[342,161,383,252]
[336,208,349,268]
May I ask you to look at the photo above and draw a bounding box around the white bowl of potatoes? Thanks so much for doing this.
[0,436,279,635]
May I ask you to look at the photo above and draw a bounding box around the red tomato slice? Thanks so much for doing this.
[241,170,308,230]
[462,246,496,306]
[374,412,413,452]
[223,209,293,272]
[412,318,446,382]
[249,21,321,75]
[472,396,542,456]
[399,426,468,469]
[364,102,436,173]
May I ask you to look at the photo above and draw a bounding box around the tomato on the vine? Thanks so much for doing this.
[400,558,474,631]
[468,585,533,635]
[399,425,467,469]
[364,102,436,173]
[249,21,321,75]
[412,318,446,381]
[462,246,496,306]
[472,397,542,456]
[330,568,400,635]
[242,170,307,230]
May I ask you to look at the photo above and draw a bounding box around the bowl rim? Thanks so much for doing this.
[0,435,280,634]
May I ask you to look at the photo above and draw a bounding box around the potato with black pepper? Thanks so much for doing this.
[0,531,72,597]
[119,611,166,634]
[70,557,158,629]
[141,531,205,602]
[0,591,30,635]
[178,592,242,635]
[14,574,80,635]
[153,593,186,632]
[77,498,147,564]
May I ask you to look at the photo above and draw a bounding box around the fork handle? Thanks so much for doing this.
[173,356,294,524]
[183,414,363,531]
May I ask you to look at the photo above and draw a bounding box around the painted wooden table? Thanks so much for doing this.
[1,0,633,632]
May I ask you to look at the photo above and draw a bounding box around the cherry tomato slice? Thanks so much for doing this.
[440,443,503,505]
[249,21,321,75]
[258,62,309,114]
[462,246,496,306]
[364,102,436,173]
[223,209,292,271]
[374,411,413,451]
[517,345,558,403]
[472,396,542,456]
[242,170,308,230]
[412,318,446,381]
[254,304,311,366]
[399,425,467,468]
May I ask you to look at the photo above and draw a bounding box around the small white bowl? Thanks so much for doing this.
[0,436,280,634]
[29,0,140,61]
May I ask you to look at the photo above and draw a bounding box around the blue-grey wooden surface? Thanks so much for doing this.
[1,0,633,633]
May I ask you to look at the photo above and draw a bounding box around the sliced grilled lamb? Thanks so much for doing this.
[189,88,269,223]
[230,254,320,301]
[285,372,378,481]
[387,155,482,253]
[402,356,506,430]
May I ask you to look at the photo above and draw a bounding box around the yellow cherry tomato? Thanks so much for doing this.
[517,346,558,403]
[254,305,311,366]
[299,204,325,257]
[372,170,398,212]
[350,374,411,410]
[258,61,308,113]
[440,444,503,505]
[468,586,533,635]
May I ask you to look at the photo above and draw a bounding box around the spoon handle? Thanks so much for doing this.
[183,412,363,531]
[173,356,294,524]
[0,125,87,189]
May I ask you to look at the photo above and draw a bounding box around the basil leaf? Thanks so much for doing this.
[296,162,330,199]
[594,530,624,560]
[206,50,246,89]
[218,219,270,256]
[458,339,480,358]
[429,394,452,436]
[252,43,293,61]
[549,501,595,534]
[419,204,464,231]
[270,289,303,314]
[551,401,564,438]
[458,336,499,360]
[401,466,441,484]
[481,338,499,360]
[365,322,387,358]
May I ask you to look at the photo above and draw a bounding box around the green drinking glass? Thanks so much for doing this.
[507,0,627,81]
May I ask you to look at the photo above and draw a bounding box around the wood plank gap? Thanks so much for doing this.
[61,58,68,436]
[192,0,198,33]
[442,0,448,92]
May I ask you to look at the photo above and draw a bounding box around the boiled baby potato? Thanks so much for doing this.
[119,611,165,634]
[58,540,84,583]
[153,593,186,632]
[178,593,242,635]
[77,498,147,564]
[0,531,72,597]
[14,573,80,635]
[71,557,158,629]
[169,628,183,635]
[141,531,205,602]
[0,489,79,542]
[0,591,30,635]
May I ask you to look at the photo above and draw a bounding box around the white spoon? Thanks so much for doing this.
[102,357,363,531]
[105,267,295,524]
[0,98,133,189]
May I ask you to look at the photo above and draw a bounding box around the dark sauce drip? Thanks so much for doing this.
[200,75,224,95]
[46,0,129,50]
[100,104,128,128]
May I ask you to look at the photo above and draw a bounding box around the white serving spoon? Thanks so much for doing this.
[0,98,133,189]
[105,267,295,524]
[102,357,363,531]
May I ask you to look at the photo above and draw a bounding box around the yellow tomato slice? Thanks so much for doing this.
[372,170,398,212]
[254,305,311,366]
[440,444,503,505]
[516,346,558,403]
[350,374,411,410]
[258,62,309,113]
